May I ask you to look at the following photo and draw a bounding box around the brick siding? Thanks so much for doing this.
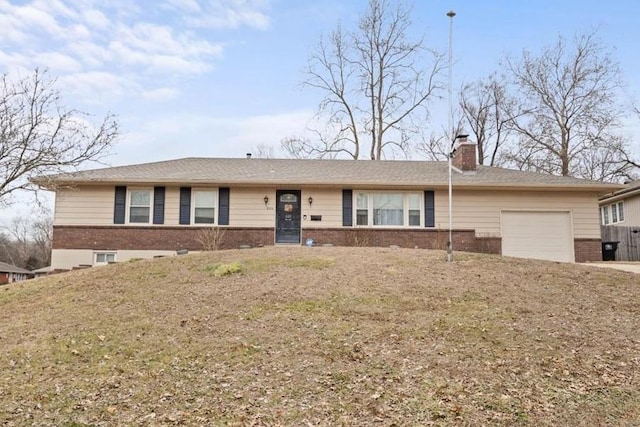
[574,238,602,263]
[53,225,501,254]
[53,226,600,262]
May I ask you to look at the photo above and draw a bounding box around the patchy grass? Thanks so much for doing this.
[0,247,639,426]
[203,262,244,277]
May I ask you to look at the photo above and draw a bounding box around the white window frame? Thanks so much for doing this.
[353,191,423,227]
[126,187,153,224]
[191,188,218,225]
[602,202,625,225]
[616,201,624,223]
[94,252,116,265]
[610,201,624,224]
[601,206,610,225]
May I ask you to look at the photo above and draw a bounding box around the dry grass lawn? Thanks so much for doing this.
[1,247,639,426]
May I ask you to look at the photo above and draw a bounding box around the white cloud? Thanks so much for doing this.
[116,109,313,163]
[164,0,201,13]
[12,3,64,38]
[141,87,181,102]
[32,52,83,73]
[57,71,139,104]
[0,0,263,103]
[81,8,110,29]
[66,40,110,68]
[184,0,271,30]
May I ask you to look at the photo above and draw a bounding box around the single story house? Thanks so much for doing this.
[32,265,54,278]
[33,138,622,269]
[0,261,33,284]
[599,180,640,261]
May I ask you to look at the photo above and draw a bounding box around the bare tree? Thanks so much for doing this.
[458,75,518,166]
[415,117,465,161]
[0,215,52,269]
[504,31,634,180]
[249,144,276,159]
[0,69,118,206]
[30,216,53,267]
[284,0,444,160]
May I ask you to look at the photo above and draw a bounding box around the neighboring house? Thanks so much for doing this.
[32,265,54,278]
[0,261,33,284]
[599,180,640,227]
[32,138,622,269]
[599,180,640,261]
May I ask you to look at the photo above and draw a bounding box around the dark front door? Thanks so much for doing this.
[275,190,301,244]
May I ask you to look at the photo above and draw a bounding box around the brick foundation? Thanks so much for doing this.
[53,226,275,251]
[53,226,600,262]
[574,238,602,263]
[53,225,502,254]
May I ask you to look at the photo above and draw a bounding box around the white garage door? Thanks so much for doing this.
[501,211,574,262]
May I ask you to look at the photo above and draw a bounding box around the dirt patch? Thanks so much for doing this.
[1,247,639,426]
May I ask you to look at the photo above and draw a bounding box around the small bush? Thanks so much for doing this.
[197,227,226,251]
[204,262,243,277]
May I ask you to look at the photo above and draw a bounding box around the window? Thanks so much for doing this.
[193,190,216,224]
[617,202,624,222]
[373,193,403,225]
[95,252,116,264]
[408,194,421,226]
[129,189,152,223]
[603,202,625,225]
[356,193,368,225]
[355,192,422,227]
[602,206,609,225]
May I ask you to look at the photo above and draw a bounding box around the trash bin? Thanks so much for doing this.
[601,241,619,261]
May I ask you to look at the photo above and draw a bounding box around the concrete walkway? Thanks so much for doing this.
[584,263,640,274]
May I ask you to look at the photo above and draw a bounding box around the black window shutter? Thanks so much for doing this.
[153,186,165,224]
[114,186,126,224]
[342,189,353,226]
[218,187,230,225]
[424,190,435,227]
[179,187,191,225]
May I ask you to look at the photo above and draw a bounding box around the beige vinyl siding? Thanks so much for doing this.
[55,185,181,226]
[300,188,343,228]
[433,190,601,239]
[229,187,277,227]
[53,185,601,238]
[228,188,343,228]
[622,195,640,225]
[54,186,115,225]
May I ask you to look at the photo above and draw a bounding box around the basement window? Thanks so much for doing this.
[95,252,116,265]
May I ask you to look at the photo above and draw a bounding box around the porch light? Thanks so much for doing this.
[263,195,269,207]
[308,196,313,207]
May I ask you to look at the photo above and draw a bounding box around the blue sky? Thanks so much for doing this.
[1,0,640,222]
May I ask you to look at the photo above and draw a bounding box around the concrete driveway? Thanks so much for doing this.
[584,263,640,274]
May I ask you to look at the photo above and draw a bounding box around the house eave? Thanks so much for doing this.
[599,187,640,205]
[35,177,622,194]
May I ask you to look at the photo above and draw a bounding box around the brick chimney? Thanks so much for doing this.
[452,135,477,171]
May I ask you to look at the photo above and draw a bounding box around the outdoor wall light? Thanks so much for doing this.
[263,195,269,206]
[308,196,313,207]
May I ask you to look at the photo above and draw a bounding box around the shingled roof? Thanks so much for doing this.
[0,261,32,275]
[599,179,640,202]
[32,157,623,193]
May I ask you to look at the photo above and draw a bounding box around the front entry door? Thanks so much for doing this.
[275,190,301,244]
